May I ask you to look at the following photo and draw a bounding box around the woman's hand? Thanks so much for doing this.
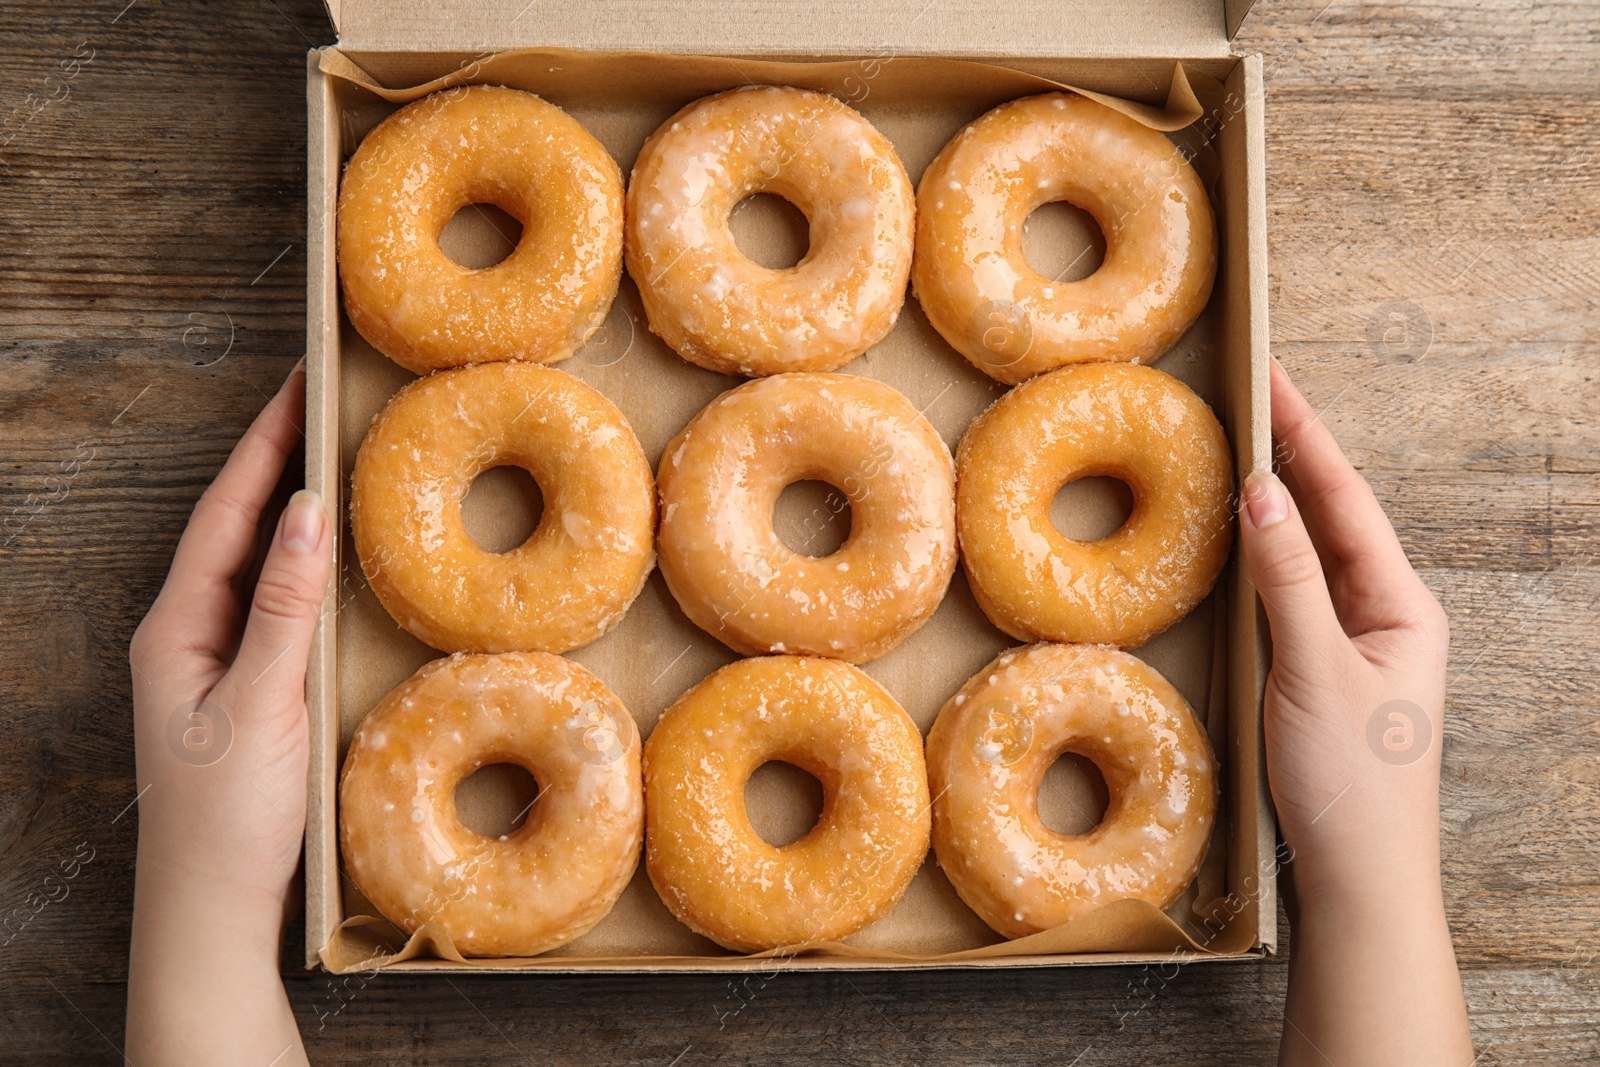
[126,363,327,1066]
[1243,357,1451,891]
[1240,358,1472,1065]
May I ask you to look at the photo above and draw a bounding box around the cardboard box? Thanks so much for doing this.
[305,0,1277,974]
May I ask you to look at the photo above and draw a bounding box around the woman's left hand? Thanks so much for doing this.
[127,363,328,1065]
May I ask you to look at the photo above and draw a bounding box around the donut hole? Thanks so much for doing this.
[744,760,826,847]
[438,203,524,270]
[1051,475,1135,543]
[1037,752,1111,837]
[461,465,544,555]
[454,762,541,839]
[1022,200,1106,283]
[729,192,811,270]
[774,479,852,558]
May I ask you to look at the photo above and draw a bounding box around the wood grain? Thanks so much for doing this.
[1,0,1597,1062]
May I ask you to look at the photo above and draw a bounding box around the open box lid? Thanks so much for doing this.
[321,0,1257,59]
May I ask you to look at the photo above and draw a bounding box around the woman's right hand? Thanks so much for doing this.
[1238,358,1472,1066]
[1240,357,1451,893]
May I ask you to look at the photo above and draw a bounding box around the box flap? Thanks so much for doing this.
[321,0,1254,58]
[1224,0,1256,39]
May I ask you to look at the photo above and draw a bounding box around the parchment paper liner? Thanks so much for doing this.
[314,46,1263,972]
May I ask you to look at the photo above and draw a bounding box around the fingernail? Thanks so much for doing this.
[1244,471,1288,529]
[281,489,324,554]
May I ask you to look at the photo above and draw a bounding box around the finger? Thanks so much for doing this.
[1269,359,1436,634]
[1239,470,1351,684]
[1269,358,1413,580]
[222,489,331,709]
[160,365,308,615]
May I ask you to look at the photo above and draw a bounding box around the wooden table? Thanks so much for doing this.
[2,1,1596,1062]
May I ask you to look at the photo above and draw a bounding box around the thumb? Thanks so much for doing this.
[227,489,332,706]
[1238,471,1348,683]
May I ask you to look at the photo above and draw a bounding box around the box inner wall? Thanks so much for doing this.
[314,49,1264,969]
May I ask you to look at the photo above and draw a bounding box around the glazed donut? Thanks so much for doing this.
[644,655,930,951]
[957,363,1233,648]
[657,372,956,663]
[339,652,643,957]
[625,86,915,376]
[926,643,1216,938]
[913,92,1216,384]
[338,85,624,374]
[351,362,655,654]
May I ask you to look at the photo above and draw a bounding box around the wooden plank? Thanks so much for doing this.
[0,0,1596,1061]
[2,960,1597,1064]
